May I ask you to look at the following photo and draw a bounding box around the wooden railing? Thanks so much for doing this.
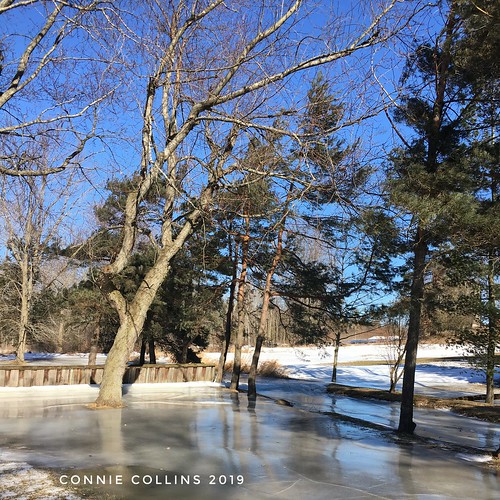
[0,363,216,387]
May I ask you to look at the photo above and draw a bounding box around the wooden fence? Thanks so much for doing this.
[0,363,216,387]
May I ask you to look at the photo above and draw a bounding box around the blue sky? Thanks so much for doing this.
[0,0,445,307]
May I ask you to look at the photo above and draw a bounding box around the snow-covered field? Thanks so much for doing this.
[1,342,496,397]
[1,342,492,396]
[203,342,496,397]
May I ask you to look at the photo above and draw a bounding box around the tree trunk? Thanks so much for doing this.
[139,337,147,365]
[398,228,427,433]
[16,311,28,363]
[398,8,457,432]
[331,330,341,383]
[88,324,101,366]
[230,224,250,391]
[389,353,405,394]
[248,223,285,399]
[148,337,156,364]
[485,252,497,405]
[57,319,65,353]
[88,345,99,366]
[229,283,246,391]
[95,263,171,407]
[389,357,405,393]
[181,342,189,364]
[15,256,33,363]
[388,322,405,393]
[389,367,398,394]
[216,238,239,383]
[248,335,264,400]
[93,321,132,407]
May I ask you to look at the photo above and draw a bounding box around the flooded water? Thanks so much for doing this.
[254,377,500,451]
[0,384,498,499]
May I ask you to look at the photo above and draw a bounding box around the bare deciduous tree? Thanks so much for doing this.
[89,0,418,407]
[384,315,407,393]
[0,167,81,361]
[0,0,114,178]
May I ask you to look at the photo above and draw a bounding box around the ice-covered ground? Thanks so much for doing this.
[0,343,498,499]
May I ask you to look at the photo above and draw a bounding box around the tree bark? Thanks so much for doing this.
[95,252,177,406]
[230,226,250,391]
[88,323,101,366]
[248,334,264,401]
[331,330,341,383]
[139,337,147,365]
[248,223,285,399]
[181,342,189,364]
[57,319,65,353]
[387,321,406,393]
[485,252,497,405]
[88,345,98,366]
[94,288,159,407]
[389,354,405,394]
[215,237,239,383]
[94,319,134,407]
[398,227,427,433]
[148,337,156,364]
[15,254,33,363]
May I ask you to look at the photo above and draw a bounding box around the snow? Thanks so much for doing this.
[0,462,81,500]
[0,343,498,499]
[0,352,108,365]
[203,342,493,396]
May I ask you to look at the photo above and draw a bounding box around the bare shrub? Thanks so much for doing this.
[222,359,289,379]
[257,360,290,379]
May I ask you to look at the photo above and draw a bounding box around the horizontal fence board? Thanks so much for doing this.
[0,364,216,387]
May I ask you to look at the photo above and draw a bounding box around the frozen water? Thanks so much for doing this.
[1,344,498,499]
[249,377,499,451]
[0,383,498,499]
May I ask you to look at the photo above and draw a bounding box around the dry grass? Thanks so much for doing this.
[221,359,290,379]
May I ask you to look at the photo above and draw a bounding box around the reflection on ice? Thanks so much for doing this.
[254,377,499,451]
[0,384,498,499]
